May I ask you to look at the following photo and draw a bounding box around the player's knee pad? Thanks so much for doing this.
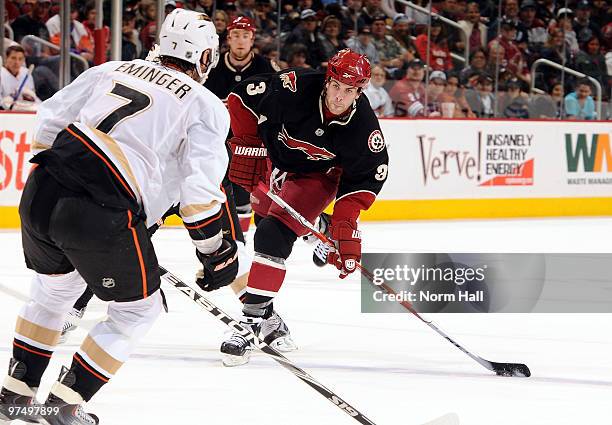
[103,290,163,341]
[254,216,297,259]
[30,271,89,314]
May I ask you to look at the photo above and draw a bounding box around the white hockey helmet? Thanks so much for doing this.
[159,9,220,82]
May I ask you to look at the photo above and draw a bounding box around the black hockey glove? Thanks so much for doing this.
[195,238,239,291]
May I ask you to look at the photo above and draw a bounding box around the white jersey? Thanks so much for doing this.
[34,59,230,228]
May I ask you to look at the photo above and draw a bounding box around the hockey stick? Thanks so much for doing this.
[9,64,35,111]
[259,183,531,378]
[158,266,378,425]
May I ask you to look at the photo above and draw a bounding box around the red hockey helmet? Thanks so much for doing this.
[227,16,256,33]
[326,49,371,88]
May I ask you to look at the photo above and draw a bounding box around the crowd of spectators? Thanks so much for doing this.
[2,0,611,118]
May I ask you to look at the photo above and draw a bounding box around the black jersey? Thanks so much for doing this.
[229,68,389,202]
[205,52,277,101]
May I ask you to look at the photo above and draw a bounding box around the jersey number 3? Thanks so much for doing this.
[97,82,152,134]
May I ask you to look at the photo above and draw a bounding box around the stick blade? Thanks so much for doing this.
[491,362,531,377]
[420,413,460,425]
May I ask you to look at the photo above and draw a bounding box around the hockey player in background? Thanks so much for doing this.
[205,16,278,234]
[221,49,389,366]
[0,9,238,424]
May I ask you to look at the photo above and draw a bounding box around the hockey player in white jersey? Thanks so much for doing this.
[0,9,236,425]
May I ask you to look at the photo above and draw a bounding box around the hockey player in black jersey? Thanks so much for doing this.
[221,49,389,366]
[205,16,278,234]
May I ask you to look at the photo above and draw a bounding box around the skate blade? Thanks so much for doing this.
[269,336,297,352]
[221,351,251,367]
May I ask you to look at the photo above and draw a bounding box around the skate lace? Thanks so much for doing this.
[313,242,331,262]
[73,405,96,424]
[61,309,84,333]
[227,333,248,346]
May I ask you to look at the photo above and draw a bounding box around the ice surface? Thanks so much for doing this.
[0,217,610,425]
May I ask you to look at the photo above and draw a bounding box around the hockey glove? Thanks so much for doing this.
[229,135,268,193]
[327,220,361,279]
[195,238,239,291]
[270,167,288,194]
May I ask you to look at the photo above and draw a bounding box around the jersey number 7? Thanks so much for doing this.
[96,82,152,134]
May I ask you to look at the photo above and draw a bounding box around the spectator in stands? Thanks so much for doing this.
[283,9,327,68]
[488,0,519,40]
[364,64,394,117]
[539,28,572,89]
[371,14,407,72]
[361,0,386,25]
[11,0,51,43]
[441,0,464,54]
[442,72,475,117]
[518,0,547,48]
[459,47,487,83]
[46,6,93,62]
[82,3,111,60]
[575,35,610,98]
[573,0,601,44]
[415,17,453,71]
[425,70,447,116]
[564,78,596,120]
[488,19,530,84]
[499,78,529,118]
[389,58,426,116]
[529,80,563,119]
[318,15,347,63]
[536,0,556,25]
[346,25,380,64]
[1,45,40,110]
[590,0,609,30]
[261,43,285,69]
[402,0,429,26]
[286,43,310,68]
[458,1,487,53]
[465,73,495,117]
[391,14,417,59]
[237,0,257,21]
[214,10,230,48]
[139,2,159,57]
[165,0,178,15]
[254,0,278,36]
[549,8,579,55]
[121,10,140,61]
[193,0,214,15]
[441,0,461,21]
[3,0,20,23]
[295,0,315,15]
[338,0,366,38]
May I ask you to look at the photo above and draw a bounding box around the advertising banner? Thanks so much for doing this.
[0,113,610,224]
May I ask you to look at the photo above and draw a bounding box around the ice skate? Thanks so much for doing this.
[302,213,332,267]
[260,310,297,352]
[220,316,262,367]
[58,307,86,344]
[0,358,43,424]
[42,367,99,425]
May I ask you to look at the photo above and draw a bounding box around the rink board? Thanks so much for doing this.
[1,112,611,227]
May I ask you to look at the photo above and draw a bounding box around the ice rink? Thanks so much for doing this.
[0,217,611,425]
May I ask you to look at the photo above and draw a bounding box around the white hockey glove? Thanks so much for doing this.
[269,167,287,194]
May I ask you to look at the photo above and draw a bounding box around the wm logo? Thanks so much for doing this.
[565,133,611,172]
